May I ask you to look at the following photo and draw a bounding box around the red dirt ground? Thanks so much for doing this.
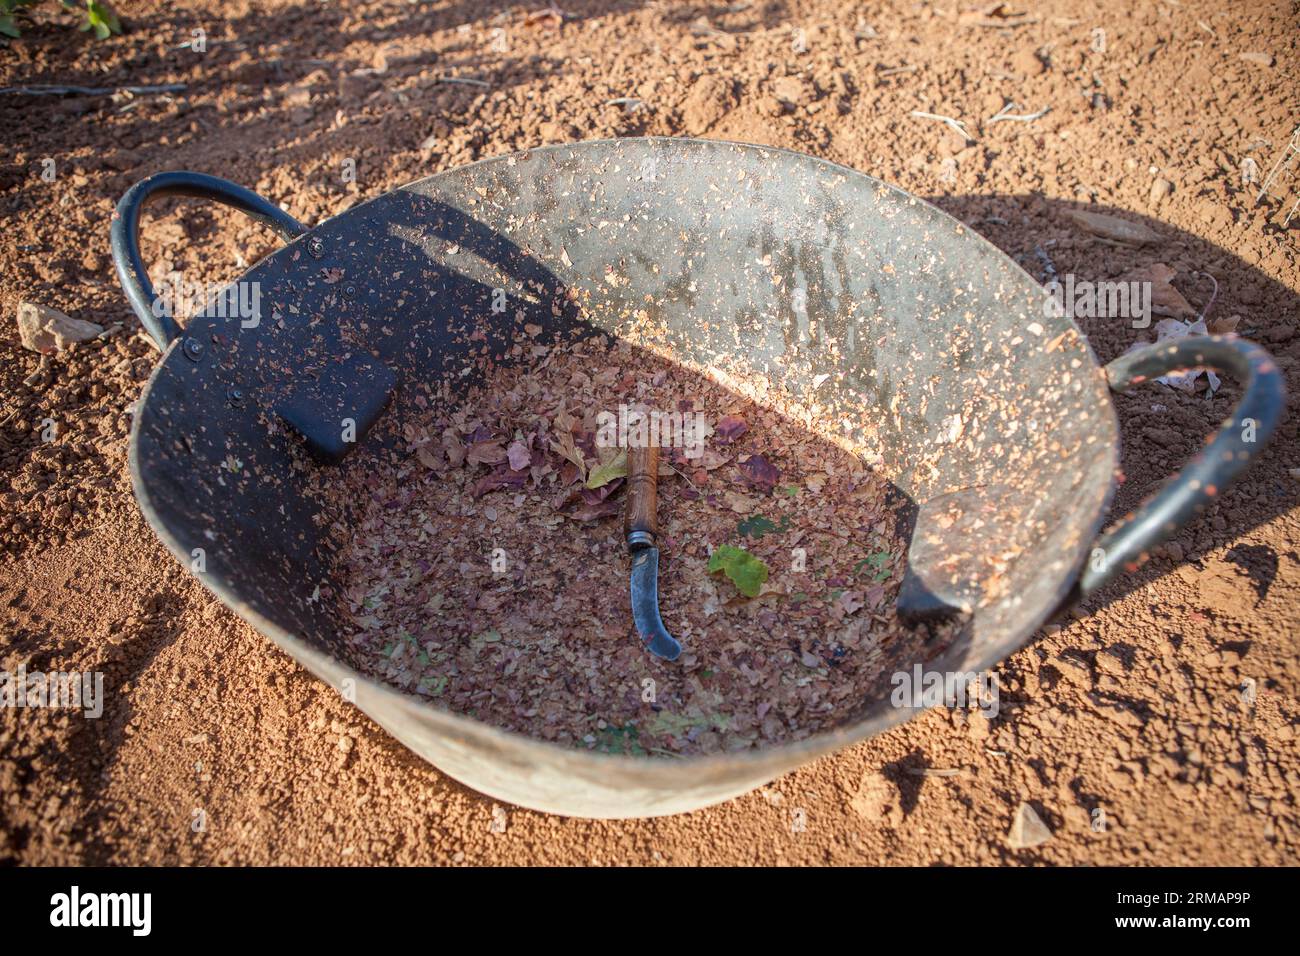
[1,0,1298,864]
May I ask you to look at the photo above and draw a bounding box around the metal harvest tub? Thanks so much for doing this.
[112,139,1283,817]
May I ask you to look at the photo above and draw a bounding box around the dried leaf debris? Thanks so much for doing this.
[325,333,935,756]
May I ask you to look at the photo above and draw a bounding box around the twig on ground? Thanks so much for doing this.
[0,83,187,97]
[910,110,975,141]
[879,64,918,77]
[1192,271,1219,325]
[605,97,646,113]
[524,2,573,26]
[666,463,701,496]
[437,76,491,88]
[986,102,1051,124]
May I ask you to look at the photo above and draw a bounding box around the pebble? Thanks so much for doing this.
[1149,177,1173,206]
[22,356,51,388]
[1066,209,1161,245]
[16,301,103,354]
[1007,802,1053,849]
[1238,52,1274,67]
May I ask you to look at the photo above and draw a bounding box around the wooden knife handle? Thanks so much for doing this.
[624,442,659,549]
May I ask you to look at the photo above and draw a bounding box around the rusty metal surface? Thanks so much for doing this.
[129,138,1120,817]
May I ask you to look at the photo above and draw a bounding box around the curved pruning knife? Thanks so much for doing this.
[624,441,682,661]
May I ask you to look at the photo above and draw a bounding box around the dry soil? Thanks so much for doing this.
[1,0,1298,865]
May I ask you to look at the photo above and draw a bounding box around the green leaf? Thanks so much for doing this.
[737,515,776,539]
[707,544,769,598]
[738,514,789,539]
[585,448,627,489]
[83,1,121,40]
[418,675,448,697]
[855,549,894,582]
[594,722,644,756]
[647,710,730,736]
[0,15,19,38]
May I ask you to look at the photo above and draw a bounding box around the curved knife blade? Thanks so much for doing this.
[629,548,681,661]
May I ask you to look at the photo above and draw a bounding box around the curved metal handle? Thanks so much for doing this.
[1074,335,1285,600]
[111,171,309,351]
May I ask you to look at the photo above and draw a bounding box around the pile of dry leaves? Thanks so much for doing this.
[326,334,928,756]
